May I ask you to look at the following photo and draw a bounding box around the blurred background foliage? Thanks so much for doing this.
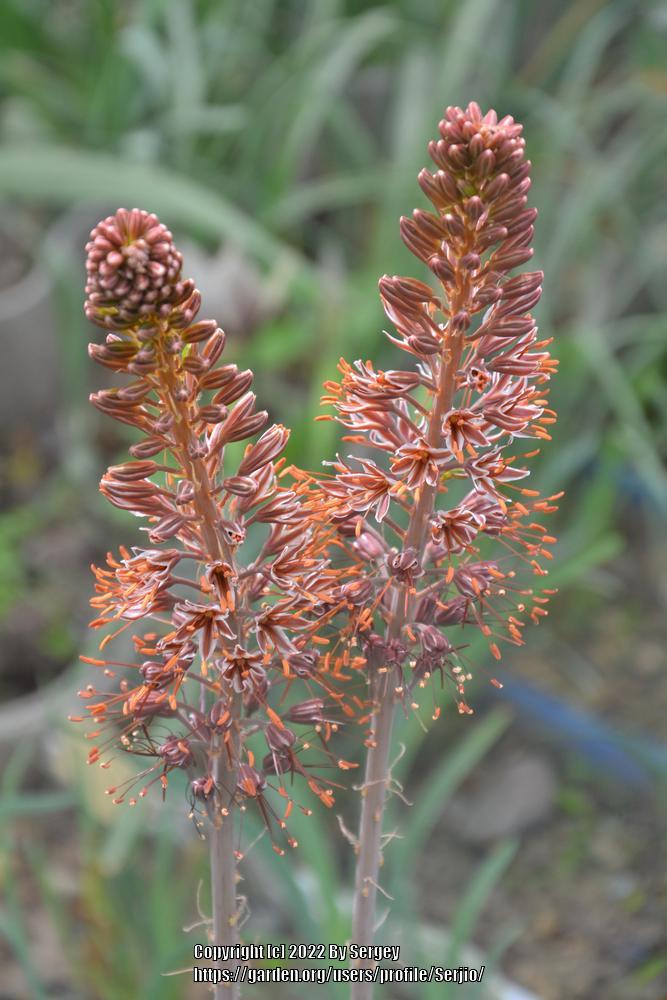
[0,1,666,998]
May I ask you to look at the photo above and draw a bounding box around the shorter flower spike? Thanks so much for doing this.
[77,208,359,854]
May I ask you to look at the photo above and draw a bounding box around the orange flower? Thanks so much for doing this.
[75,209,358,851]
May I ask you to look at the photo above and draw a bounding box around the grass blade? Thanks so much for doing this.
[390,706,512,903]
[445,839,519,968]
[0,145,308,271]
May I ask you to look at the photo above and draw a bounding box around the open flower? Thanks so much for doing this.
[390,437,449,490]
[442,408,489,459]
[430,504,483,554]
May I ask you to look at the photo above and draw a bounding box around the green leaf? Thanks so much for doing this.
[276,10,396,185]
[0,145,308,271]
[390,707,513,904]
[0,792,74,820]
[445,839,519,968]
[0,908,49,1000]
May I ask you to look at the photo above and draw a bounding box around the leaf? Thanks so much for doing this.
[266,170,385,227]
[430,839,519,1000]
[277,10,396,184]
[0,792,74,820]
[446,839,519,968]
[576,325,667,514]
[390,707,513,904]
[0,145,308,271]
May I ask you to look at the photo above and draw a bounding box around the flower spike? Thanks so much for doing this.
[304,104,560,994]
[76,208,359,985]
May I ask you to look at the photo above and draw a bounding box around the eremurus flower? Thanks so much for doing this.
[74,209,359,853]
[311,103,561,713]
[299,103,561,996]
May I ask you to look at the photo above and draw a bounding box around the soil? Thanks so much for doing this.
[414,559,667,1000]
[418,730,667,1000]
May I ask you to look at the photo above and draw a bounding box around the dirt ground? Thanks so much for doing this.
[417,593,667,1000]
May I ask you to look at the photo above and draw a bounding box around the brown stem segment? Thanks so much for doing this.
[351,278,469,1000]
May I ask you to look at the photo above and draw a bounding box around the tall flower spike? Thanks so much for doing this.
[309,104,560,996]
[75,209,357,994]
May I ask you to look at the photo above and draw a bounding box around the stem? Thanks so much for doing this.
[351,277,469,1000]
[350,680,395,981]
[157,336,243,995]
[209,737,240,1000]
